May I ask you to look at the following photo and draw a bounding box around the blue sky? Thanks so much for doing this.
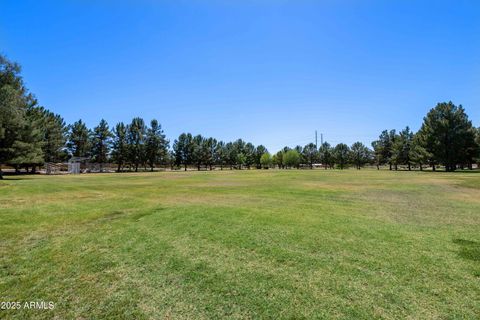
[1,0,479,152]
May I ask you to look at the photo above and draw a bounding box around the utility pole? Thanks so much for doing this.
[321,133,323,146]
[315,130,318,149]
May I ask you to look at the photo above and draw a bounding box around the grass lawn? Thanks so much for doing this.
[0,170,479,319]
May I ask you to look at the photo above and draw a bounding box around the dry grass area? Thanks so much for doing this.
[0,170,479,319]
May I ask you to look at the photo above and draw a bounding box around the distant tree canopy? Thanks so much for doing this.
[1,54,479,177]
[371,102,478,171]
[418,102,477,171]
[283,149,301,168]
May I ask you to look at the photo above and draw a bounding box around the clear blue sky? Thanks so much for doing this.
[1,0,479,152]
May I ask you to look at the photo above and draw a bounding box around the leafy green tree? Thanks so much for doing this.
[274,150,284,169]
[419,102,476,171]
[236,152,246,169]
[173,133,193,171]
[145,119,168,171]
[319,142,333,169]
[334,143,350,169]
[233,139,246,169]
[254,145,268,169]
[283,149,300,168]
[350,141,371,170]
[91,119,112,170]
[260,152,272,169]
[112,122,128,172]
[127,117,146,172]
[67,120,91,158]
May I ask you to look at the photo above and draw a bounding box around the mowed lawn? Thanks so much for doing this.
[0,170,479,319]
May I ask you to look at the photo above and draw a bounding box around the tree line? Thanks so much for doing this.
[1,55,480,178]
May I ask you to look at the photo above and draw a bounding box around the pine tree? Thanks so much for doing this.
[127,117,146,172]
[204,137,217,170]
[302,143,318,169]
[173,133,193,171]
[67,120,91,158]
[215,141,226,170]
[334,143,350,169]
[145,119,168,171]
[419,102,476,171]
[0,56,31,177]
[254,145,268,169]
[9,108,44,172]
[112,122,128,172]
[319,142,333,169]
[244,142,256,169]
[350,141,371,170]
[372,130,397,170]
[410,133,430,171]
[91,119,112,171]
[391,126,414,170]
[42,109,67,162]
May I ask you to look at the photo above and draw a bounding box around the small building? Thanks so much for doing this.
[68,157,89,174]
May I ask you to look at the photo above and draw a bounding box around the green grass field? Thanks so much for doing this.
[1,170,479,319]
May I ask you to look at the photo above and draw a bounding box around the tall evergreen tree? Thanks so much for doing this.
[67,120,91,158]
[371,140,381,170]
[410,133,431,171]
[302,143,318,169]
[91,119,112,171]
[112,122,128,172]
[40,109,67,162]
[391,126,414,170]
[224,142,236,169]
[319,142,333,169]
[127,117,146,172]
[173,133,193,171]
[204,137,217,170]
[372,130,397,170]
[350,142,370,170]
[254,145,268,169]
[192,134,207,170]
[419,102,476,171]
[475,128,480,166]
[244,142,256,169]
[215,141,226,170]
[145,119,168,171]
[334,143,350,169]
[0,55,40,177]
[9,107,44,172]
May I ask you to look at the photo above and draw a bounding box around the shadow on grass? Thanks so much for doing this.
[0,177,24,181]
[453,239,480,262]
